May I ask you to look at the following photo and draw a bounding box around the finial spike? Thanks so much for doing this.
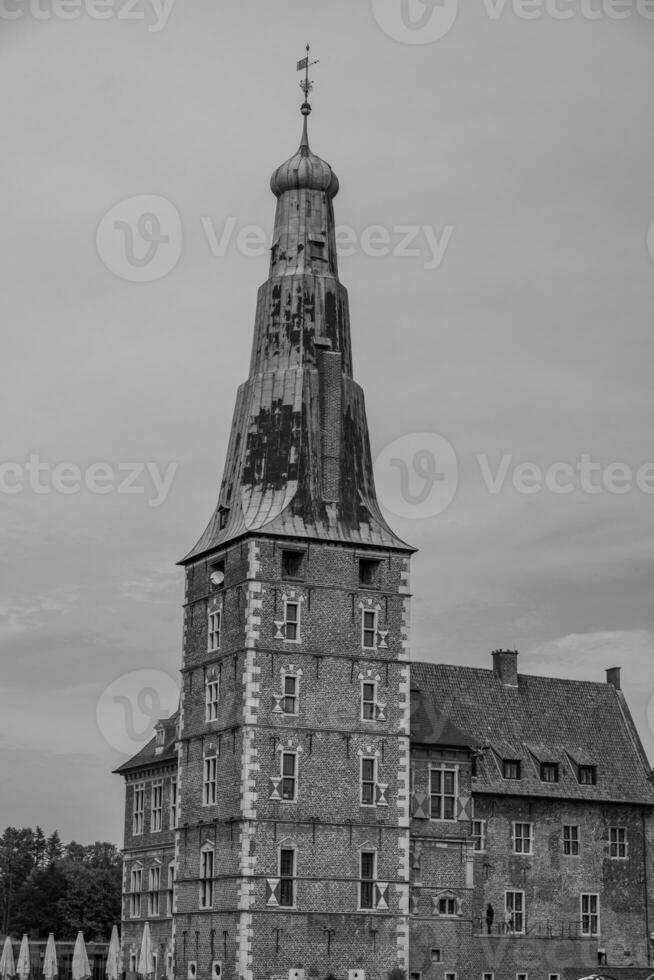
[297,44,319,122]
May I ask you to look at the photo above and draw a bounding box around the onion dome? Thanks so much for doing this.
[270,115,339,200]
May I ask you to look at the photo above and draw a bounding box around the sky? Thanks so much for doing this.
[1,0,654,844]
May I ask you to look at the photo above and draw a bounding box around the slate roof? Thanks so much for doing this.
[114,710,179,775]
[411,662,654,805]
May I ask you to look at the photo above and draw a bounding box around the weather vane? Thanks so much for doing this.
[297,43,319,116]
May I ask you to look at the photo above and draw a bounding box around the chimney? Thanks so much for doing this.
[606,667,621,690]
[492,649,519,688]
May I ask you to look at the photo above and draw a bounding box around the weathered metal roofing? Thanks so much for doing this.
[182,117,413,564]
[411,662,654,805]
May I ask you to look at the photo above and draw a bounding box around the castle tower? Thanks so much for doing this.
[174,68,415,980]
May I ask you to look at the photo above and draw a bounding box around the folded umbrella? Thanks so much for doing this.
[105,926,120,980]
[137,923,153,979]
[42,936,57,980]
[71,934,91,980]
[16,937,30,980]
[0,938,16,980]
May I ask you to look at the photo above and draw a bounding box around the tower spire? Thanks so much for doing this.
[297,43,318,146]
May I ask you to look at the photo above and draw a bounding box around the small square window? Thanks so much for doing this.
[517,974,528,980]
[209,560,225,589]
[359,558,382,588]
[282,550,304,580]
[503,759,521,780]
[483,974,494,980]
[445,973,457,980]
[430,950,442,964]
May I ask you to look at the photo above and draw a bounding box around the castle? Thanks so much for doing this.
[115,84,654,980]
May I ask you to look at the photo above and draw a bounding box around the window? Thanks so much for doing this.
[209,560,225,589]
[445,974,457,980]
[472,819,487,852]
[200,846,214,909]
[609,826,627,859]
[361,757,376,806]
[169,777,178,830]
[430,767,457,821]
[482,974,494,980]
[208,609,221,652]
[360,850,376,909]
[132,784,145,835]
[361,681,377,721]
[129,866,142,918]
[362,609,377,649]
[431,950,442,964]
[282,550,304,580]
[549,975,561,980]
[503,759,521,780]
[282,674,298,715]
[309,236,326,262]
[167,860,175,916]
[284,601,300,642]
[513,823,533,855]
[151,781,163,832]
[148,865,161,916]
[581,894,599,936]
[438,896,457,916]
[517,974,528,980]
[279,848,295,907]
[281,752,297,801]
[563,825,579,856]
[540,763,559,783]
[578,765,597,785]
[205,678,220,721]
[359,558,381,588]
[203,755,217,805]
[505,891,525,933]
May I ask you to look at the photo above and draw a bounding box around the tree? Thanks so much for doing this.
[46,831,63,865]
[11,864,68,937]
[33,827,47,870]
[0,828,36,934]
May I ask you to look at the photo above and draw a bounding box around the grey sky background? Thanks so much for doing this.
[2,0,654,844]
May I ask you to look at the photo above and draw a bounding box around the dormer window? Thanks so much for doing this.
[540,763,559,783]
[209,560,225,589]
[309,235,326,261]
[503,759,521,780]
[154,726,165,755]
[578,765,597,786]
[218,507,229,530]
